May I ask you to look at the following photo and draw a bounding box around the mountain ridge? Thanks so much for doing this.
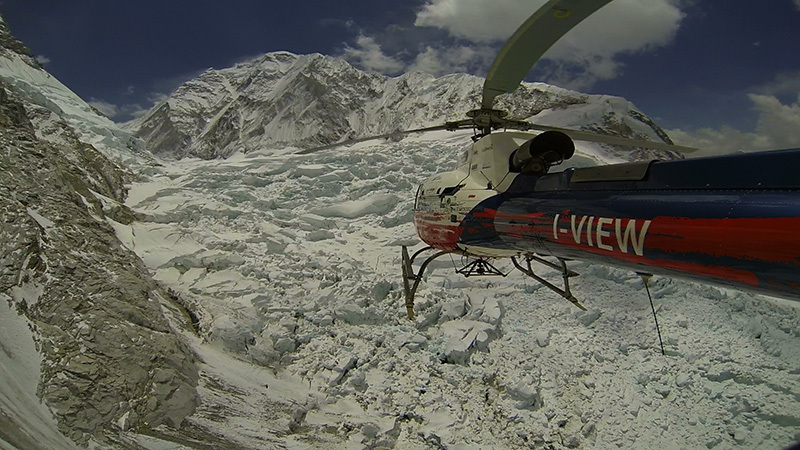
[126,50,677,160]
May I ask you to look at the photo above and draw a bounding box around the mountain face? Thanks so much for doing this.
[127,51,678,160]
[0,17,149,167]
[0,15,199,448]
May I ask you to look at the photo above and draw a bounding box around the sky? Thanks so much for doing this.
[1,0,799,153]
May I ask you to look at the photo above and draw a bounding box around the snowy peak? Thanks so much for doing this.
[131,52,386,158]
[0,13,148,165]
[0,14,39,67]
[129,51,676,160]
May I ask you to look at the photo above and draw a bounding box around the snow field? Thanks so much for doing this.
[119,136,800,449]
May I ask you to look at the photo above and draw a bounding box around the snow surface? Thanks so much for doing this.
[114,134,800,449]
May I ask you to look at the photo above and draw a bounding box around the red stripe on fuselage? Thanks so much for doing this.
[545,234,761,286]
[491,213,799,289]
[646,217,800,264]
[414,211,463,250]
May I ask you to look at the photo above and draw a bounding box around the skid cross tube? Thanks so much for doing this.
[456,258,508,277]
[512,255,586,310]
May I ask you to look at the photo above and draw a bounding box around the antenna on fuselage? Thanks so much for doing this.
[639,273,666,356]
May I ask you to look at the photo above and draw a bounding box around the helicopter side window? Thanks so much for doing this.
[455,143,472,168]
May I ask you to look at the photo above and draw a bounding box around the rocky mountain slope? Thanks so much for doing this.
[0,15,199,448]
[126,51,678,160]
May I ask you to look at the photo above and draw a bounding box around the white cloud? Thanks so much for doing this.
[668,93,800,155]
[88,99,119,118]
[88,98,149,121]
[413,0,684,88]
[753,70,800,98]
[35,55,51,65]
[749,93,800,148]
[147,91,169,106]
[668,126,763,156]
[794,0,800,11]
[408,45,495,76]
[342,35,406,75]
[415,0,548,43]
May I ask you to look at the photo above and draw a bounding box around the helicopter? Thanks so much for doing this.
[300,0,800,318]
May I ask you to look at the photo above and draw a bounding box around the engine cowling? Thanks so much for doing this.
[510,130,575,175]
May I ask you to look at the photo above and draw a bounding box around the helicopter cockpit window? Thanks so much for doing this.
[455,143,471,169]
[459,148,469,164]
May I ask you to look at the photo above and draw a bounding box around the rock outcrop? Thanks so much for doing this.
[0,16,200,446]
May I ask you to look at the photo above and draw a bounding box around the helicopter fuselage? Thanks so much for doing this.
[413,131,800,300]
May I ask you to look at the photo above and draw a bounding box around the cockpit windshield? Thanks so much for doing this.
[457,143,471,167]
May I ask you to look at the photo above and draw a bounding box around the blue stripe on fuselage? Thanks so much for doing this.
[457,148,800,297]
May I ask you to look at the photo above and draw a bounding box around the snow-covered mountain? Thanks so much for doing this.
[2,11,800,450]
[0,21,151,167]
[126,51,678,161]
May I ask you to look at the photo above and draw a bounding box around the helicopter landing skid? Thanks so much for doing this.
[511,255,586,311]
[401,246,463,319]
[401,247,585,319]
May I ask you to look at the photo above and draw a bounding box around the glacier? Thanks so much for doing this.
[114,134,800,449]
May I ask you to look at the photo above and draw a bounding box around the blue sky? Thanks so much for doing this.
[1,0,799,152]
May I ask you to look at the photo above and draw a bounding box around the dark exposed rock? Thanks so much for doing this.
[0,82,199,447]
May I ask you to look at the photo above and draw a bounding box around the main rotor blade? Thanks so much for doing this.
[296,124,455,155]
[523,122,697,152]
[482,0,614,109]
